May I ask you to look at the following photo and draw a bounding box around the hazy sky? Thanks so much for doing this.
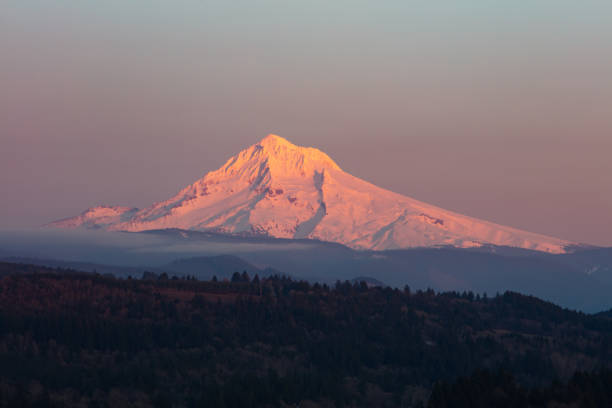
[2,1,611,246]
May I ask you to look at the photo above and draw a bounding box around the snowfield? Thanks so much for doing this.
[49,134,572,253]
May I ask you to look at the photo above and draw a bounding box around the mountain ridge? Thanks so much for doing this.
[49,134,573,253]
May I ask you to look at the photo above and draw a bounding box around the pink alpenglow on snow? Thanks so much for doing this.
[49,134,574,253]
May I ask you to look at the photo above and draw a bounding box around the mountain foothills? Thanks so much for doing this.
[49,135,573,253]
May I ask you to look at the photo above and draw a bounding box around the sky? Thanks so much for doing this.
[1,1,611,246]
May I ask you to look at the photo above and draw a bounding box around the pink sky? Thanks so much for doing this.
[1,2,611,246]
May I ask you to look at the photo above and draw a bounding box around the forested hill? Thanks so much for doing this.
[1,261,611,407]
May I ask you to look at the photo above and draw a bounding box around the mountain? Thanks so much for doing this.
[49,134,573,253]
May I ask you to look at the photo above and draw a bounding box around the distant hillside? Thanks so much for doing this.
[3,228,612,312]
[1,254,283,282]
[1,256,148,278]
[163,254,282,280]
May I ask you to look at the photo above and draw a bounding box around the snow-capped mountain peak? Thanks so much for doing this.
[217,134,341,179]
[48,134,574,253]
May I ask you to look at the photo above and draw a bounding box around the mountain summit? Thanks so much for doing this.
[49,134,572,253]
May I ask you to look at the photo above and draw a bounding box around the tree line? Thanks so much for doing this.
[0,261,611,407]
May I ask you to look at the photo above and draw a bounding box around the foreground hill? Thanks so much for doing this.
[49,134,572,253]
[1,262,611,407]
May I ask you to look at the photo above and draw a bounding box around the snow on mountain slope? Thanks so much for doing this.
[48,134,573,253]
[50,206,139,229]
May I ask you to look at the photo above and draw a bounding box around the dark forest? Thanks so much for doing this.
[1,262,611,407]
